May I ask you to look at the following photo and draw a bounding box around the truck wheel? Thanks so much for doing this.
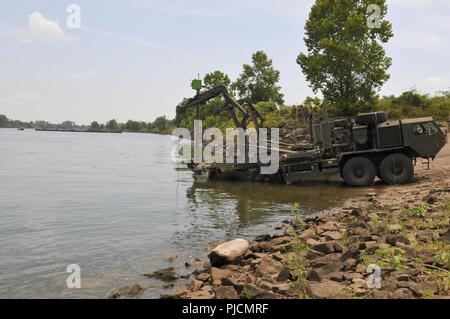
[342,157,376,186]
[379,153,414,185]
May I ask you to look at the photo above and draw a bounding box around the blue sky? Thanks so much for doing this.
[0,0,449,124]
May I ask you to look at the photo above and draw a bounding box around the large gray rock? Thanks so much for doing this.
[211,267,231,282]
[160,287,189,299]
[215,286,239,299]
[143,267,178,282]
[256,256,285,279]
[307,261,344,282]
[107,283,144,299]
[313,242,335,255]
[306,280,349,299]
[240,283,283,299]
[209,239,249,266]
[221,277,245,294]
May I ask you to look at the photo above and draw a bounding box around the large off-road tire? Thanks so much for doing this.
[342,157,376,186]
[379,153,414,185]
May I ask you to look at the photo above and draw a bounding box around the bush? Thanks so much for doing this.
[376,90,450,122]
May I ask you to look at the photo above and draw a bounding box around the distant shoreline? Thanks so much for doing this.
[34,128,123,134]
[2,127,172,136]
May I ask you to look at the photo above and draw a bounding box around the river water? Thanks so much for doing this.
[0,128,366,298]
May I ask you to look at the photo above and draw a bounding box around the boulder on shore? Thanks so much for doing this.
[108,283,144,299]
[256,256,285,279]
[306,280,349,299]
[143,267,179,282]
[209,239,250,267]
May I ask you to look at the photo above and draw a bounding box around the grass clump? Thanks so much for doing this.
[433,251,450,271]
[291,203,306,230]
[286,237,310,298]
[406,205,430,218]
[362,247,406,271]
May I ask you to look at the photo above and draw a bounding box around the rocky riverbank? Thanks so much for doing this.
[156,193,449,299]
[108,136,450,300]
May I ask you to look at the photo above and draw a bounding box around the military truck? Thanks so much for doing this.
[177,84,447,186]
[281,112,447,186]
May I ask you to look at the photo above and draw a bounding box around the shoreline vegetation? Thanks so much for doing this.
[108,138,450,299]
[0,116,174,135]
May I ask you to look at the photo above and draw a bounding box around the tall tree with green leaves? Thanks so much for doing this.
[232,51,284,105]
[298,0,393,116]
[105,119,119,131]
[0,114,9,127]
[203,70,231,90]
[90,121,101,131]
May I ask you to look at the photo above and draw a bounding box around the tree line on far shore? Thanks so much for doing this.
[88,117,174,134]
[0,114,175,134]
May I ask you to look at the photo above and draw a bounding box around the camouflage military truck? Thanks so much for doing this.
[281,112,447,186]
[189,112,446,187]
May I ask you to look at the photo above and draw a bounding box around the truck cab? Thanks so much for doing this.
[400,118,447,158]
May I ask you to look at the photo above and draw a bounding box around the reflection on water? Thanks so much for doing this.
[0,128,367,299]
[188,180,364,222]
[177,180,367,248]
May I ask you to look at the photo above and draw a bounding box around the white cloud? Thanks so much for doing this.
[0,12,75,43]
[28,12,71,41]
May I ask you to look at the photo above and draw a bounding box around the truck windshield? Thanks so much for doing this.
[414,122,439,136]
[429,122,440,135]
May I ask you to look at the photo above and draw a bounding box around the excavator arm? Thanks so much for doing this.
[236,97,265,130]
[176,85,264,129]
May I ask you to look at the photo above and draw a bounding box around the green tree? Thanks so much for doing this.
[125,120,143,132]
[105,119,119,132]
[203,70,231,90]
[298,0,393,116]
[60,121,75,130]
[232,51,284,105]
[153,116,170,132]
[0,114,9,127]
[90,121,101,131]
